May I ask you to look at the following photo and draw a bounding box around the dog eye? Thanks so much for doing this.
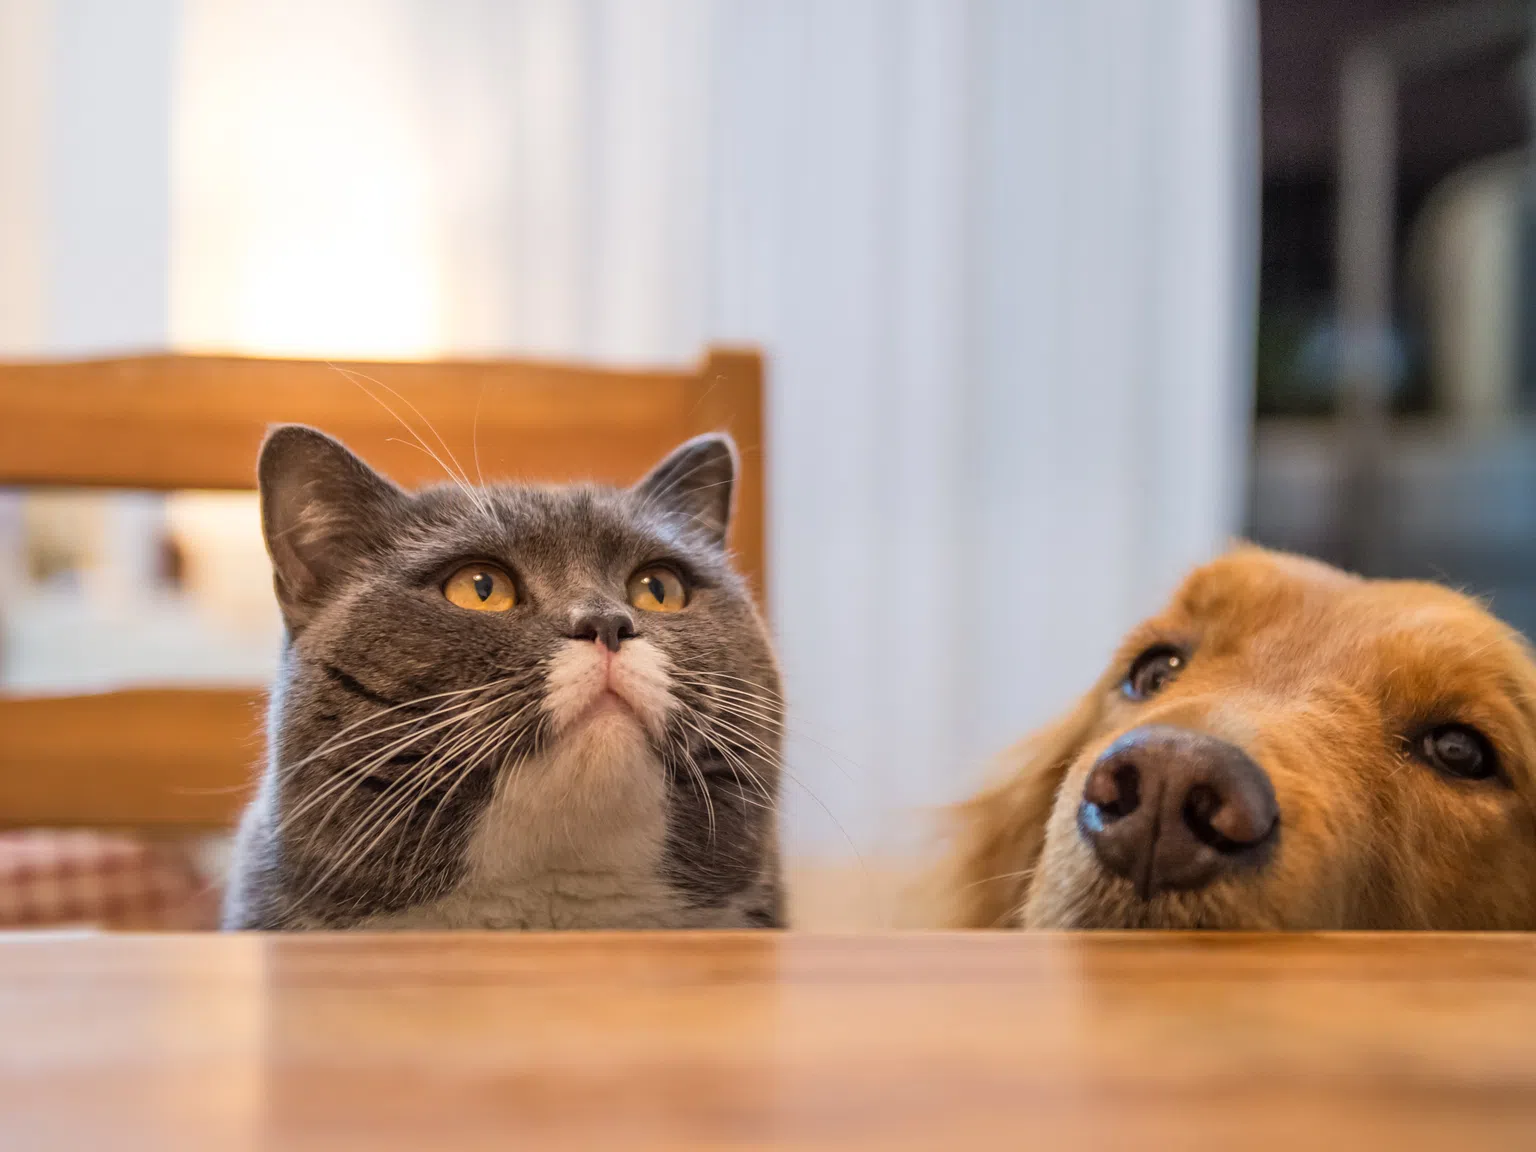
[1416,724,1499,782]
[1123,646,1186,700]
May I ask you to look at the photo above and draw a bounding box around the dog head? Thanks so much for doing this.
[944,547,1536,930]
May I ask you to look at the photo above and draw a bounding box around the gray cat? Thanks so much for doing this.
[223,426,783,930]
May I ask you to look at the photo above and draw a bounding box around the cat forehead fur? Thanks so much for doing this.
[302,479,750,649]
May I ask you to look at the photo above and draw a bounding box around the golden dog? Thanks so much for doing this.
[943,547,1536,930]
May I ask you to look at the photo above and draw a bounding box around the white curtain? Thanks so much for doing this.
[10,0,1259,859]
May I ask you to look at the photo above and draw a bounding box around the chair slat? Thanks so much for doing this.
[2,352,716,489]
[0,689,261,829]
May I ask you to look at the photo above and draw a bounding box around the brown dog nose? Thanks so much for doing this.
[1078,725,1278,899]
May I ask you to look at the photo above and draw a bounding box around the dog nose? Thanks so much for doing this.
[1078,725,1278,899]
[568,608,636,653]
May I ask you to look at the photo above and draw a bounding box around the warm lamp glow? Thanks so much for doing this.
[170,1,443,358]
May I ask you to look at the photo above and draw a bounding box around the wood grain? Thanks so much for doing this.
[0,688,262,828]
[3,352,687,487]
[686,348,768,605]
[0,347,766,831]
[3,932,1535,1151]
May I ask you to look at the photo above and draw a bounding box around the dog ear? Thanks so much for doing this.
[936,690,1103,928]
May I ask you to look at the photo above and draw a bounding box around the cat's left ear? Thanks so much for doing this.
[258,425,409,630]
[632,433,738,548]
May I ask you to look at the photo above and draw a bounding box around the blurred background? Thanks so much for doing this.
[0,0,1530,890]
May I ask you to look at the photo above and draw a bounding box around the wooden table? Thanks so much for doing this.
[4,932,1536,1150]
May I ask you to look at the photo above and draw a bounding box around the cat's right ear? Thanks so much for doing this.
[633,433,738,549]
[258,425,406,630]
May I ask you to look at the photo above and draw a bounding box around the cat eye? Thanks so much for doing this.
[1414,723,1500,782]
[442,564,517,612]
[627,566,688,613]
[1123,645,1186,701]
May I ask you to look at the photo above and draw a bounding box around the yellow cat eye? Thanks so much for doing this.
[627,566,688,613]
[442,564,517,612]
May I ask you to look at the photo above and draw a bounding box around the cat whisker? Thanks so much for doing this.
[278,676,518,782]
[711,745,776,809]
[331,692,530,852]
[678,702,867,866]
[298,714,494,907]
[376,703,524,879]
[957,866,1038,894]
[679,717,755,813]
[290,691,511,843]
[471,381,488,490]
[669,672,789,717]
[290,725,460,843]
[684,746,718,843]
[686,686,865,790]
[681,682,869,776]
[681,690,783,729]
[677,707,774,765]
[706,749,778,814]
[670,679,787,717]
[405,707,533,881]
[288,689,502,819]
[669,669,785,698]
[367,691,541,887]
[669,714,725,841]
[326,362,491,519]
[401,753,497,883]
[355,735,503,892]
[673,705,773,807]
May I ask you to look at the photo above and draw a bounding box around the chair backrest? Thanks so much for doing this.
[0,347,765,831]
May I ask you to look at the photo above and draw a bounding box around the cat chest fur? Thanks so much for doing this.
[359,731,690,930]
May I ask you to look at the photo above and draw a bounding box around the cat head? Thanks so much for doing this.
[245,426,782,927]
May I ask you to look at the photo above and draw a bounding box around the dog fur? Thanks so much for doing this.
[940,546,1536,930]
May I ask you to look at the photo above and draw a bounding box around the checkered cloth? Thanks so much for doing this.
[0,830,220,930]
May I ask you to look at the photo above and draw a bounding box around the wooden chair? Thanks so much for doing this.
[0,347,765,834]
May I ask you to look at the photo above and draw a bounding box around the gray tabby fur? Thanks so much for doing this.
[222,426,783,930]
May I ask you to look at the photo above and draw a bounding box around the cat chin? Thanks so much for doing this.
[543,638,673,741]
[564,690,637,730]
[557,697,650,758]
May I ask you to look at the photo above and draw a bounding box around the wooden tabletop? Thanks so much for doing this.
[5,932,1536,1150]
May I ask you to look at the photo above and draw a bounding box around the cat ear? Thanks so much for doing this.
[633,433,738,548]
[258,425,407,630]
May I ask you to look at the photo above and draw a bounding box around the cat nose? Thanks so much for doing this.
[568,608,636,653]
